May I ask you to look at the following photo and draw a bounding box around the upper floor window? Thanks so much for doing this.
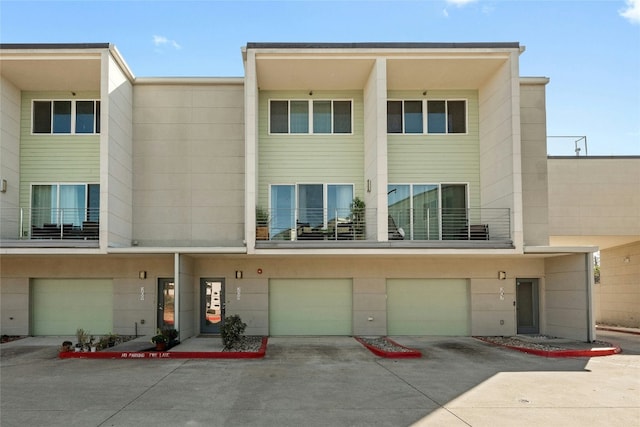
[387,100,466,134]
[269,100,352,134]
[32,100,101,134]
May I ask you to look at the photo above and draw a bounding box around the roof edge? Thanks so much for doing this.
[246,42,520,50]
[0,43,111,50]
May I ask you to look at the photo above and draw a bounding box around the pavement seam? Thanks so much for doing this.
[96,360,188,426]
[373,359,473,426]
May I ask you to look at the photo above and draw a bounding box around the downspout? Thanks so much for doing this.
[174,252,180,339]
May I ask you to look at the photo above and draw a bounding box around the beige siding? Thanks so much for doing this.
[257,90,365,207]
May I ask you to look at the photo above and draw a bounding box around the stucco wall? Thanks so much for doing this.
[544,253,591,341]
[0,255,175,336]
[519,79,549,246]
[104,53,134,248]
[596,241,640,328]
[548,157,640,238]
[0,75,20,239]
[132,82,245,246]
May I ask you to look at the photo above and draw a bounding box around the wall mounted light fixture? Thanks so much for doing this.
[235,270,243,279]
[623,256,631,263]
[367,179,371,193]
[139,271,147,280]
[498,271,506,280]
[0,179,6,193]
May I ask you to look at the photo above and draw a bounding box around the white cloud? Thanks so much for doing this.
[620,0,640,24]
[446,0,478,6]
[153,35,181,50]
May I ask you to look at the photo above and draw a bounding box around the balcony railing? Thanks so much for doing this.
[256,207,511,243]
[257,208,370,241]
[1,208,100,240]
[387,207,511,242]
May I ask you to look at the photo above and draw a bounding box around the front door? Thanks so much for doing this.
[200,278,225,334]
[157,278,175,329]
[516,279,539,334]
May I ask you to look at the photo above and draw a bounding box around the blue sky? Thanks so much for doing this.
[2,0,639,155]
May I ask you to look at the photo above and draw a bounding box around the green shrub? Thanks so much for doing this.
[221,314,247,349]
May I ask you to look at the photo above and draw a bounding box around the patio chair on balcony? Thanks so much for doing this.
[388,215,405,240]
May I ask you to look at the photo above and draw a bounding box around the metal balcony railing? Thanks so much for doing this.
[387,207,511,242]
[256,207,511,243]
[0,208,100,240]
[257,208,370,241]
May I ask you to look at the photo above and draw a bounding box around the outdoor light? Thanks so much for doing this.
[498,271,506,280]
[0,179,6,193]
[139,271,147,279]
[235,270,243,279]
[623,256,630,263]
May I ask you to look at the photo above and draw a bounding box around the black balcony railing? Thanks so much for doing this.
[19,208,100,240]
[256,207,511,243]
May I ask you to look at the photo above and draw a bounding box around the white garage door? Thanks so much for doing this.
[387,279,470,335]
[31,279,113,335]
[269,279,352,335]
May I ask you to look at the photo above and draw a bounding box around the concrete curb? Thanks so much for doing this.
[355,337,422,358]
[59,337,268,359]
[475,337,621,358]
[596,325,640,336]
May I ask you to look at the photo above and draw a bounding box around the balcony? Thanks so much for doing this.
[255,207,512,248]
[0,208,99,248]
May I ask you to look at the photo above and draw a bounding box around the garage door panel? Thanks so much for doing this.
[270,279,352,335]
[31,279,113,335]
[387,279,469,335]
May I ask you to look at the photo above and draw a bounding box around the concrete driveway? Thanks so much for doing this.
[1,331,638,427]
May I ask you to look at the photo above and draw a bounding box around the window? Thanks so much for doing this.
[388,99,466,134]
[388,183,466,240]
[269,183,354,238]
[387,101,423,133]
[31,183,100,227]
[32,100,101,134]
[427,100,466,134]
[269,100,352,134]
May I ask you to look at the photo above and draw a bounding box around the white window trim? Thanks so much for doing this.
[268,99,354,135]
[387,99,468,135]
[31,99,101,135]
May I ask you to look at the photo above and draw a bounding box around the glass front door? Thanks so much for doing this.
[200,278,225,334]
[157,279,175,329]
[516,279,540,334]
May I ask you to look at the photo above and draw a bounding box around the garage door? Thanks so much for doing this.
[31,279,113,335]
[269,279,352,335]
[387,279,470,335]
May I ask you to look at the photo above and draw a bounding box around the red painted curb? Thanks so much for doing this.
[475,337,621,358]
[596,326,640,336]
[355,337,422,358]
[59,337,268,360]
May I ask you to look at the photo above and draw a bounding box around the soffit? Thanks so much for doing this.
[254,53,510,91]
[255,57,375,90]
[0,56,102,91]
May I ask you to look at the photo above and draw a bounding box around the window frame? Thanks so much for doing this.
[31,99,101,135]
[268,99,354,135]
[30,182,100,227]
[387,99,468,135]
[387,182,469,240]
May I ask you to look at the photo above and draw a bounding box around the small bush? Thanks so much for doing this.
[221,314,247,349]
